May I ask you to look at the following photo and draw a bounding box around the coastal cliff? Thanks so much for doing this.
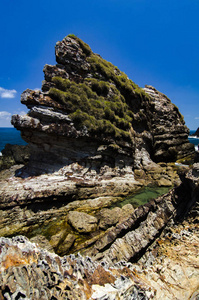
[0,35,197,299]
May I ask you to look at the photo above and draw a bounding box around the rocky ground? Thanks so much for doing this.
[0,164,198,299]
[0,35,198,299]
[0,159,184,257]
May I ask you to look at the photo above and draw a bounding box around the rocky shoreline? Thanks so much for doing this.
[0,163,198,299]
[0,35,198,299]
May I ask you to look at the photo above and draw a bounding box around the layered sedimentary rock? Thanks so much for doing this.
[0,144,30,171]
[11,35,194,178]
[0,34,195,257]
[0,164,198,299]
[0,35,198,298]
[144,85,193,162]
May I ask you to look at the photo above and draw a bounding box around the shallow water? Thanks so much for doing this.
[113,186,172,208]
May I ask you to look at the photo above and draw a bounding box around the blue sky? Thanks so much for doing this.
[0,0,198,130]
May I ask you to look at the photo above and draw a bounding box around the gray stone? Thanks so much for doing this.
[30,235,54,252]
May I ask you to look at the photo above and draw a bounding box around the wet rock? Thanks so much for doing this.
[68,211,98,233]
[56,233,76,256]
[49,230,67,249]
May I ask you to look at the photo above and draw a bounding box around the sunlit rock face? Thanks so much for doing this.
[0,165,199,300]
[11,35,194,177]
[144,85,194,162]
[1,35,198,299]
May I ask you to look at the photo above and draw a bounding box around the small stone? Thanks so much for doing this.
[57,234,76,256]
[157,178,172,187]
[49,230,66,249]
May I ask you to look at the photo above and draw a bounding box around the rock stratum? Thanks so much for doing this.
[0,35,198,299]
[12,35,194,177]
[0,164,199,299]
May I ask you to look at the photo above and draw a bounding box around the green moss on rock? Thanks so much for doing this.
[67,34,92,56]
[48,37,151,144]
[49,77,133,142]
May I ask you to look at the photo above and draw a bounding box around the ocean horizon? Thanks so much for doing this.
[0,127,27,154]
[0,127,198,154]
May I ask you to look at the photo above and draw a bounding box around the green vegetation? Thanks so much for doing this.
[49,76,134,142]
[49,37,151,143]
[173,104,185,123]
[87,53,149,102]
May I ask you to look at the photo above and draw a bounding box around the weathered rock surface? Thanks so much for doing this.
[0,236,155,299]
[0,35,198,299]
[68,211,98,233]
[143,85,194,162]
[0,35,195,259]
[11,35,194,179]
[0,144,30,171]
[0,167,198,299]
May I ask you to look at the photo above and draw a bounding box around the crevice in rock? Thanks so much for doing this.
[129,225,166,264]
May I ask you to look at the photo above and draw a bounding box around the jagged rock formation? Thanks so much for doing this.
[11,35,194,178]
[0,164,198,299]
[0,163,177,255]
[143,85,193,162]
[0,35,198,299]
[0,236,154,299]
[191,127,199,137]
[0,34,195,258]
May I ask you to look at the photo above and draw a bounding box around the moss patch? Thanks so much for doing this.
[67,34,92,56]
[49,37,151,144]
[49,77,134,142]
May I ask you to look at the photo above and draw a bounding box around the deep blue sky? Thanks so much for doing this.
[0,0,198,129]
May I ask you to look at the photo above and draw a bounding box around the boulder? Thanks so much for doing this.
[98,207,122,230]
[67,211,98,233]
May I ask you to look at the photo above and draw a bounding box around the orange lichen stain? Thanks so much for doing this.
[1,251,37,271]
[90,265,115,286]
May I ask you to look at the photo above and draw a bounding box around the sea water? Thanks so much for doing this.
[113,186,171,208]
[0,127,27,154]
[188,130,199,151]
